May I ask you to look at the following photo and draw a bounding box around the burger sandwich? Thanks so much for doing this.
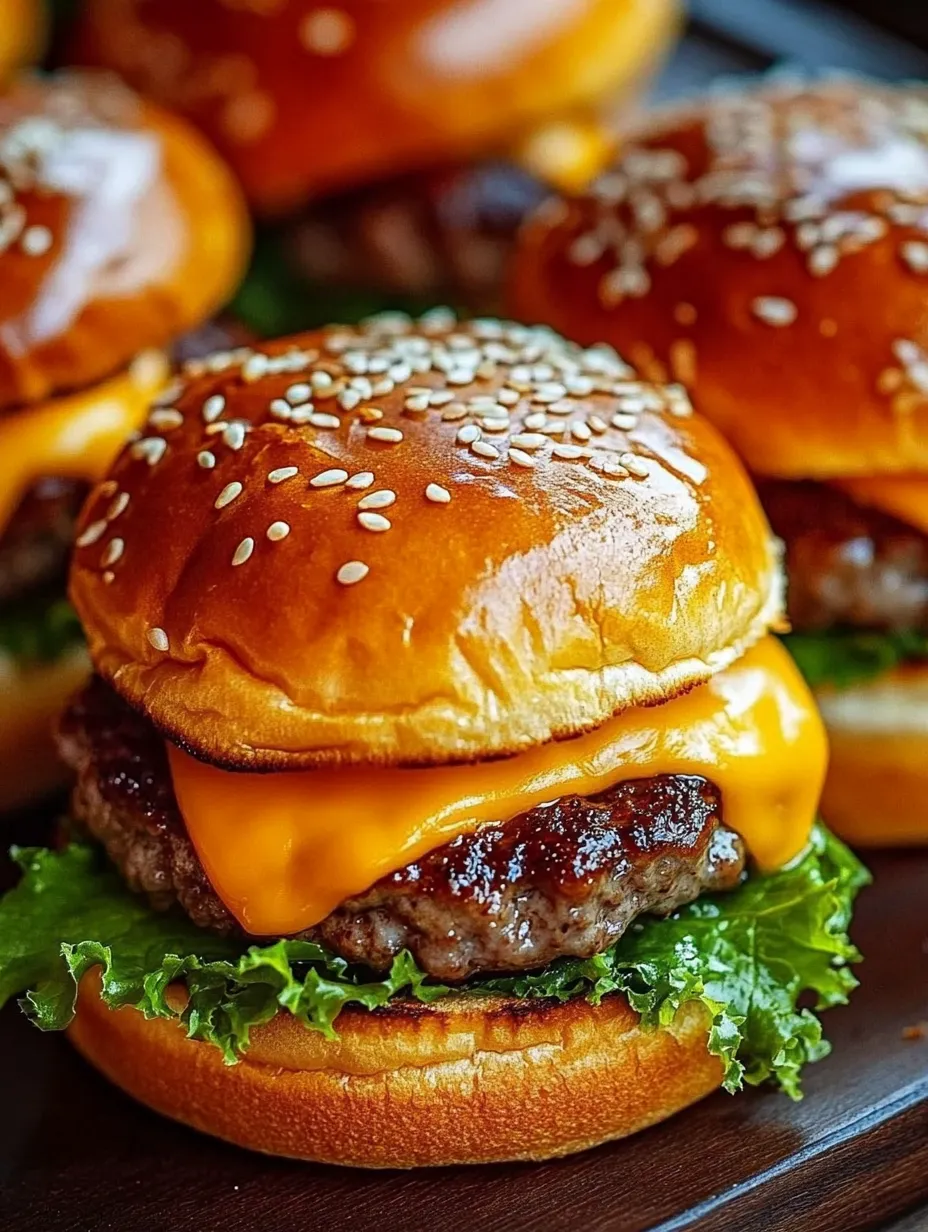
[511,77,928,847]
[0,315,865,1165]
[0,70,249,810]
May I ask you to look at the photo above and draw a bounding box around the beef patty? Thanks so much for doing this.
[0,480,83,606]
[58,678,746,983]
[760,480,928,633]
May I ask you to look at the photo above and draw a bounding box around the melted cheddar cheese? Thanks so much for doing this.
[0,350,168,535]
[832,476,928,536]
[511,114,616,194]
[169,638,826,937]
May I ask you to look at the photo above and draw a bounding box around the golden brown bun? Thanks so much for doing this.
[69,970,722,1166]
[511,79,928,480]
[816,664,928,846]
[73,0,681,215]
[69,316,783,770]
[0,71,250,412]
[0,0,45,80]
[0,646,89,812]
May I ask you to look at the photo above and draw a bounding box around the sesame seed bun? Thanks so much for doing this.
[510,78,928,480]
[0,71,250,412]
[69,315,783,771]
[69,969,722,1167]
[0,0,45,81]
[72,0,681,216]
[815,664,928,846]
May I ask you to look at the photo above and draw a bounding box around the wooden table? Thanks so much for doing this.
[1,848,926,1232]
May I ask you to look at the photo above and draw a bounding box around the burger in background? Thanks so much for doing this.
[511,77,928,848]
[72,0,682,322]
[0,69,249,811]
[0,315,865,1165]
[0,0,46,82]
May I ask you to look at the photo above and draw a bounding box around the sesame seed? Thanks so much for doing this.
[202,395,225,423]
[358,406,383,423]
[338,388,361,411]
[286,383,311,404]
[902,241,928,274]
[242,354,269,382]
[232,537,255,567]
[425,483,451,504]
[300,7,355,55]
[523,412,547,430]
[472,440,500,460]
[266,521,291,542]
[345,471,375,490]
[103,570,115,585]
[149,408,183,430]
[674,302,698,327]
[808,246,838,277]
[620,452,650,478]
[404,395,430,413]
[602,459,629,478]
[130,437,167,466]
[215,481,243,509]
[311,371,334,391]
[552,444,585,460]
[509,448,536,469]
[268,466,299,484]
[358,511,391,532]
[100,538,125,567]
[76,519,107,548]
[107,492,130,520]
[367,426,403,443]
[752,296,797,327]
[223,422,247,450]
[197,451,216,469]
[588,415,608,434]
[457,424,481,444]
[337,560,369,586]
[611,412,637,430]
[147,627,169,652]
[358,489,396,510]
[21,224,52,256]
[311,468,349,488]
[510,433,547,450]
[497,387,521,406]
[269,398,293,420]
[429,390,456,407]
[309,412,341,429]
[441,403,468,421]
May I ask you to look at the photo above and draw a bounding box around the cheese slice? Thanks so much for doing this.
[168,637,827,937]
[832,476,928,536]
[0,350,168,535]
[510,114,616,194]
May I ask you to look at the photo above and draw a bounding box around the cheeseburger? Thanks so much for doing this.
[0,316,864,1166]
[511,78,928,848]
[0,70,248,810]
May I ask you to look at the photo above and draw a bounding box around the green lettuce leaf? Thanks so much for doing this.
[0,594,83,665]
[0,826,868,1096]
[782,628,928,691]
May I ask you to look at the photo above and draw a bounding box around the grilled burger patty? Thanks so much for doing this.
[760,480,928,633]
[59,678,747,982]
[0,480,83,606]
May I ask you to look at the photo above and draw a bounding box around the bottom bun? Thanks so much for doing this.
[816,665,928,847]
[70,970,722,1167]
[0,647,88,812]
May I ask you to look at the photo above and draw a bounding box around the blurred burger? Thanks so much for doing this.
[0,70,249,810]
[511,77,928,848]
[0,0,45,83]
[73,0,682,316]
[0,315,864,1165]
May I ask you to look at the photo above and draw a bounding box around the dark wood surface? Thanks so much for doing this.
[1,847,925,1232]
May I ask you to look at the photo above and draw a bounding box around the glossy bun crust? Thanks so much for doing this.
[70,971,721,1167]
[511,79,928,480]
[0,72,249,411]
[816,665,928,846]
[73,0,681,215]
[69,316,782,770]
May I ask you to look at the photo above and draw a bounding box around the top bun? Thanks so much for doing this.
[0,71,249,411]
[511,78,928,480]
[72,0,681,215]
[70,315,781,770]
